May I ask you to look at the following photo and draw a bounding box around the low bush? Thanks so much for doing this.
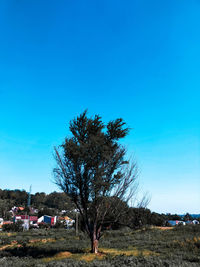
[2,221,23,232]
[38,223,50,229]
[52,221,65,229]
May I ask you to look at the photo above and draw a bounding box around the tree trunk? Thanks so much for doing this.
[91,238,99,254]
[90,223,99,253]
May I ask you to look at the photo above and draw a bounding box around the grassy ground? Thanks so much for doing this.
[0,225,200,266]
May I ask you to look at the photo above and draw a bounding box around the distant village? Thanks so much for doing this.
[167,219,199,226]
[0,205,75,230]
[0,204,199,231]
[0,189,199,231]
[0,189,77,231]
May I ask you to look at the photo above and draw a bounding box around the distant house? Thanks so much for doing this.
[11,206,38,215]
[14,215,29,230]
[10,206,25,216]
[59,216,75,228]
[61,210,67,214]
[185,220,199,225]
[14,215,38,230]
[29,216,38,225]
[192,220,199,225]
[14,215,29,222]
[2,221,13,227]
[29,207,38,214]
[10,206,18,214]
[38,215,57,225]
[168,220,186,226]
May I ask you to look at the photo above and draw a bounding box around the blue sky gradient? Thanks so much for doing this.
[0,0,199,213]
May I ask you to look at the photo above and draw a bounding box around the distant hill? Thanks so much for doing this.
[190,214,200,218]
[179,214,200,219]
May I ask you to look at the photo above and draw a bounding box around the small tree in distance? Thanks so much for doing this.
[53,110,138,253]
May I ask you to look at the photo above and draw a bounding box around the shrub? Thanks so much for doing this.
[2,221,23,232]
[52,221,65,229]
[38,223,50,229]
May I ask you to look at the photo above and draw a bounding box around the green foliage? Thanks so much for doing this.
[165,213,182,220]
[54,111,130,201]
[53,221,66,229]
[44,192,75,211]
[32,192,46,208]
[0,199,13,219]
[2,221,23,232]
[53,111,137,252]
[183,212,193,221]
[38,223,50,229]
[0,189,28,206]
[150,212,166,226]
[0,226,200,266]
[38,207,55,218]
[107,207,166,229]
[0,189,74,218]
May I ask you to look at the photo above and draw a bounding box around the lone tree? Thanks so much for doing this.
[53,111,138,253]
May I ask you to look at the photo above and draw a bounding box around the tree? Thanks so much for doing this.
[32,192,46,208]
[166,213,181,221]
[38,207,55,218]
[44,192,75,211]
[53,111,138,253]
[0,199,12,220]
[183,212,193,221]
[128,207,151,228]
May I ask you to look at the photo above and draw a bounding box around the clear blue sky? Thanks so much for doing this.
[0,0,199,214]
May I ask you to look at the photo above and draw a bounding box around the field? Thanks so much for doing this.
[0,225,200,266]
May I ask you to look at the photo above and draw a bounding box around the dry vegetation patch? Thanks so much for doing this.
[0,232,16,237]
[43,251,72,263]
[0,226,200,266]
[79,252,105,262]
[29,238,56,244]
[100,247,159,257]
[154,226,173,230]
[43,246,158,263]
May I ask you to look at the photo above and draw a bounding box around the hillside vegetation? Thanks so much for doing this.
[0,189,187,228]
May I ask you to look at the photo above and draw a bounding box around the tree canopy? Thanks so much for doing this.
[53,111,138,253]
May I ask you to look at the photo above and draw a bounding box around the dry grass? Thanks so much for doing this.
[79,252,105,262]
[174,236,200,248]
[1,226,199,265]
[0,238,56,251]
[99,247,159,257]
[42,246,158,263]
[154,226,173,230]
[0,241,21,251]
[0,232,16,237]
[29,238,56,244]
[43,251,72,263]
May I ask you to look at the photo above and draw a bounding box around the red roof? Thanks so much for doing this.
[15,215,29,220]
[15,215,38,221]
[29,216,38,221]
[3,221,13,225]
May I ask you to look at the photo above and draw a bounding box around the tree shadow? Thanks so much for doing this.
[4,246,85,258]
